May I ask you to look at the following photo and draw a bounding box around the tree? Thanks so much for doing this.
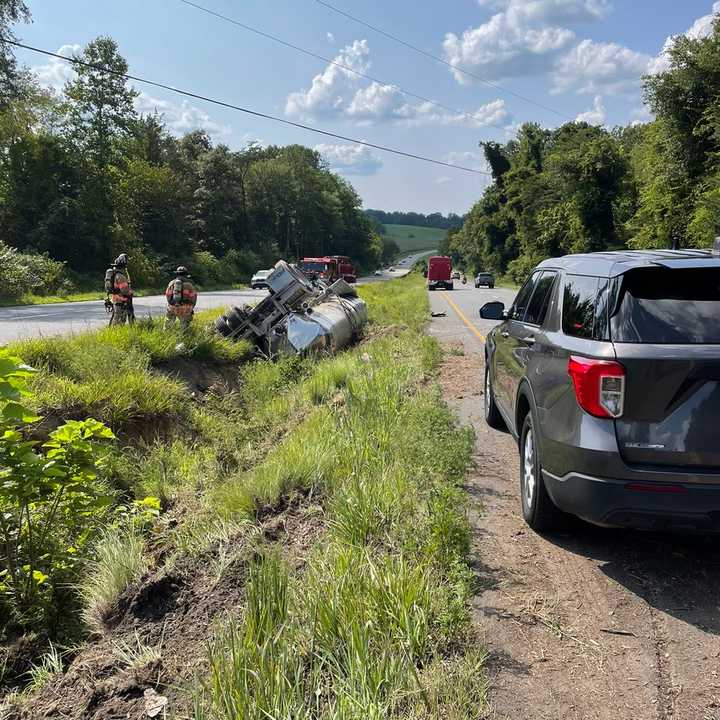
[0,0,30,109]
[64,36,138,169]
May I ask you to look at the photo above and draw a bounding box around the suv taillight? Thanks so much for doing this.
[567,355,625,418]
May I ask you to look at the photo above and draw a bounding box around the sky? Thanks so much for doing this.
[13,0,720,215]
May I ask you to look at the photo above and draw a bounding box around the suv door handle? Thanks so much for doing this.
[522,335,536,345]
[500,331,510,338]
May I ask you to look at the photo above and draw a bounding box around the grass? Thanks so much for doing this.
[383,224,446,257]
[193,273,486,718]
[6,310,251,426]
[78,528,148,634]
[0,283,247,307]
[6,271,487,717]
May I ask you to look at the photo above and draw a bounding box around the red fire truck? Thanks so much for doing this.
[299,256,357,283]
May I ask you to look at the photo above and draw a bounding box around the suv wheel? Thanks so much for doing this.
[519,414,565,532]
[484,365,504,429]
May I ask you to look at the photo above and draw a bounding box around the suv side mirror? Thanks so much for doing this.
[479,301,506,320]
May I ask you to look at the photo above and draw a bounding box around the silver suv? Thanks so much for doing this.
[480,250,720,533]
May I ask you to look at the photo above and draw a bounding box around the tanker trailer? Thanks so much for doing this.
[215,260,367,356]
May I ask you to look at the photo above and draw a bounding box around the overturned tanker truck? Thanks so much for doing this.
[215,260,368,356]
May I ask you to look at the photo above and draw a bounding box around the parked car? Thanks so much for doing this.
[475,272,495,289]
[374,269,383,276]
[426,256,453,291]
[251,269,272,289]
[451,270,461,280]
[480,249,720,533]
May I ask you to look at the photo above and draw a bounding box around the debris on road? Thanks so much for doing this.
[215,260,367,356]
[431,311,447,317]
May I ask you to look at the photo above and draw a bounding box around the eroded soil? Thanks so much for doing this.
[438,345,720,720]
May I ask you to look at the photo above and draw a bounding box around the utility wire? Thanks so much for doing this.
[6,39,491,175]
[179,0,509,132]
[313,0,573,122]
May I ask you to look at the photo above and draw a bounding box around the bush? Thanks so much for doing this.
[0,350,116,628]
[0,241,69,300]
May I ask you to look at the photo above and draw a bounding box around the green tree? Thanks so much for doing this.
[0,0,30,109]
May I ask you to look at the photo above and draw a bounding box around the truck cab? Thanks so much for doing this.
[329,255,357,284]
[299,257,340,282]
[427,256,453,291]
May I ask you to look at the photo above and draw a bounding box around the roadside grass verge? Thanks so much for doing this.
[0,284,247,307]
[194,274,487,718]
[6,310,251,427]
[4,273,487,718]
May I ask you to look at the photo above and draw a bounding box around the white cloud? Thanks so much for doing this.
[285,40,370,119]
[477,0,611,24]
[649,1,720,74]
[315,142,383,175]
[135,92,231,140]
[435,176,453,184]
[443,13,574,84]
[326,32,335,43]
[286,41,512,128]
[33,44,80,91]
[444,150,489,173]
[552,39,650,95]
[629,105,653,126]
[575,95,605,124]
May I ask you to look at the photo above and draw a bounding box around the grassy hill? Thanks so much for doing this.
[383,224,446,256]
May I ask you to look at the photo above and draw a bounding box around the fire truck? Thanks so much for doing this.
[299,256,357,283]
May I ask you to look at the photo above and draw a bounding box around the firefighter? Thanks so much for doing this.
[104,254,134,326]
[164,266,197,331]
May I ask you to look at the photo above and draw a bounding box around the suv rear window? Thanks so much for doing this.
[610,267,720,344]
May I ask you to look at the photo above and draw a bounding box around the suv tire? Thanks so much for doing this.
[484,365,504,429]
[519,414,565,532]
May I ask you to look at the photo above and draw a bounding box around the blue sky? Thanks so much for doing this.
[14,0,720,214]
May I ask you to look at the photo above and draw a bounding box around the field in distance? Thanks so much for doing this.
[383,224,446,256]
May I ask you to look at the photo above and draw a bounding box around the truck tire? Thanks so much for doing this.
[489,284,494,289]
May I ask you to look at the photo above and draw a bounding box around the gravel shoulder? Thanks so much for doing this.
[429,287,720,720]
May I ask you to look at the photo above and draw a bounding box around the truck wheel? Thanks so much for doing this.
[519,414,566,532]
[428,286,435,291]
[489,284,494,289]
[449,283,454,290]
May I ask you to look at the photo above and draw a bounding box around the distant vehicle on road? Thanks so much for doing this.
[389,266,395,272]
[451,270,461,280]
[329,255,357,283]
[299,257,340,282]
[426,255,453,291]
[475,272,495,289]
[374,269,383,276]
[251,270,272,289]
[480,249,720,534]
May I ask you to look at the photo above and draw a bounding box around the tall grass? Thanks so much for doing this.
[198,274,487,718]
[79,528,148,634]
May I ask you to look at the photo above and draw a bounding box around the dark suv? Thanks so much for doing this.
[480,250,720,533]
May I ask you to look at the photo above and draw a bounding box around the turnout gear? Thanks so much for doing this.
[105,254,134,326]
[164,269,197,331]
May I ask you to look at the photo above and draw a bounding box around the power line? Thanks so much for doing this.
[313,0,572,122]
[6,39,491,176]
[178,0,509,133]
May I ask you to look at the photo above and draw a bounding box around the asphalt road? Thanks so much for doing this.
[427,282,517,351]
[0,257,421,344]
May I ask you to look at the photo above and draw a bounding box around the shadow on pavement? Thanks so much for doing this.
[548,522,720,635]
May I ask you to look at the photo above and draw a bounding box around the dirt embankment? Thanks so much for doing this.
[8,496,324,720]
[438,346,720,720]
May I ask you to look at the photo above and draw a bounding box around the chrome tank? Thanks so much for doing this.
[215,261,368,357]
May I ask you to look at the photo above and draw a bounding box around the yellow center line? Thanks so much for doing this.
[441,291,486,343]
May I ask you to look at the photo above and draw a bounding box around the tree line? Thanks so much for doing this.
[364,209,465,231]
[447,17,720,281]
[0,7,382,298]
